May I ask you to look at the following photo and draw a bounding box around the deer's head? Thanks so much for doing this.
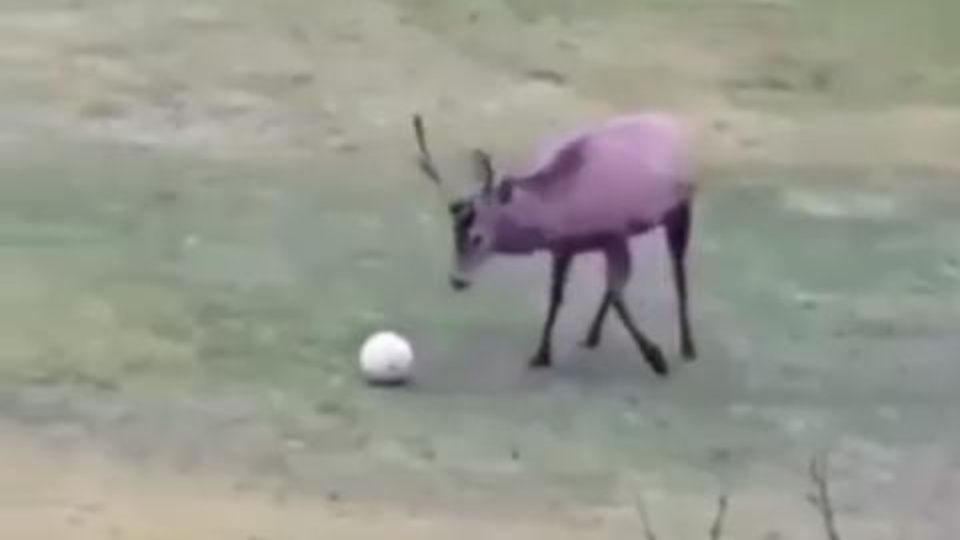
[410,114,514,291]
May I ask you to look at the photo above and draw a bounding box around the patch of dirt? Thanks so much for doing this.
[0,421,956,540]
[4,1,960,172]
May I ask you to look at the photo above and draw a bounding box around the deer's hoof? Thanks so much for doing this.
[528,350,552,369]
[580,335,601,350]
[681,342,697,362]
[644,346,669,377]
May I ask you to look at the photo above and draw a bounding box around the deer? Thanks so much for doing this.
[409,111,699,377]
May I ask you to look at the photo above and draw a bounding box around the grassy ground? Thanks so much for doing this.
[1,0,960,538]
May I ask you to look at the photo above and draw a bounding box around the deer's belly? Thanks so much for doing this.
[545,193,670,240]
[537,217,656,254]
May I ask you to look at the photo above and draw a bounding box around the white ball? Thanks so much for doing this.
[359,331,414,385]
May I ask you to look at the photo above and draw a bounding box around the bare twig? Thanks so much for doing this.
[709,495,729,540]
[808,454,842,540]
[635,496,659,540]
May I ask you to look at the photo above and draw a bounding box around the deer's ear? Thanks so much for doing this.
[496,180,513,205]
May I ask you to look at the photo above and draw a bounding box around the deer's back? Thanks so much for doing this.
[512,113,695,242]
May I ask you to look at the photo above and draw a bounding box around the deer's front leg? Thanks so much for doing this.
[529,251,573,368]
[581,294,611,349]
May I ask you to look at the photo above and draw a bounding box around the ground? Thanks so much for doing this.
[1,0,960,538]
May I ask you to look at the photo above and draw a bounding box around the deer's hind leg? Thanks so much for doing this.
[664,201,697,360]
[603,239,668,376]
[581,293,611,349]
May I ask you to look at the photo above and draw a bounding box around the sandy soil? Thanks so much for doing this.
[3,0,960,173]
[2,420,957,540]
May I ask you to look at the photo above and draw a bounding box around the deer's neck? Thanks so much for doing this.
[491,191,549,255]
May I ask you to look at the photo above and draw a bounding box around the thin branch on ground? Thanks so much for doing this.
[808,454,842,540]
[635,496,659,540]
[708,494,729,540]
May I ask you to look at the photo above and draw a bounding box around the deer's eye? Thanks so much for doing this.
[449,201,472,220]
[469,233,483,248]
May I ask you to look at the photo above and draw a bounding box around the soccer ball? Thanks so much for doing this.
[359,331,414,385]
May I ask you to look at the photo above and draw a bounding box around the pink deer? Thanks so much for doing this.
[410,112,698,376]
